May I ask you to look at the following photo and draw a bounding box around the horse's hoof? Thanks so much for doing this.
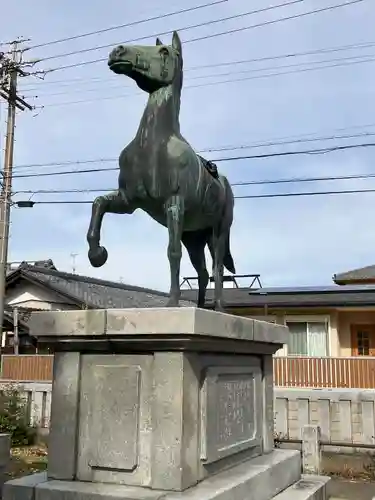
[88,246,108,267]
[214,302,224,312]
[166,298,180,307]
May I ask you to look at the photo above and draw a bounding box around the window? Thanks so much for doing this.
[286,321,328,356]
[356,330,370,356]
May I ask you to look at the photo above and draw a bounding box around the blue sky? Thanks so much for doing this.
[1,0,375,291]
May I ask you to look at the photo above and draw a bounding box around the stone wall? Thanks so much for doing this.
[275,387,375,452]
[0,382,52,428]
[7,382,375,454]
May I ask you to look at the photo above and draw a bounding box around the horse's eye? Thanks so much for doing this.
[159,47,169,57]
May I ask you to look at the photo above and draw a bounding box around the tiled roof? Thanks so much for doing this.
[9,264,194,309]
[181,284,375,308]
[333,265,375,284]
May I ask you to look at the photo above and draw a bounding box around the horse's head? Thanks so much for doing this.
[108,31,182,94]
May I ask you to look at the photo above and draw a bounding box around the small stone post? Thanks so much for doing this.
[302,425,321,475]
[0,434,11,492]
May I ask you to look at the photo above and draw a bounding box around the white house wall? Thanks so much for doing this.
[6,280,77,311]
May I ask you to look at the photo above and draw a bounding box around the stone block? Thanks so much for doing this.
[302,426,321,475]
[151,352,200,491]
[262,355,274,453]
[272,475,330,499]
[29,310,106,336]
[253,319,288,344]
[77,354,153,487]
[0,433,10,493]
[48,352,81,480]
[17,308,289,496]
[31,307,288,346]
[4,450,301,500]
[3,472,48,500]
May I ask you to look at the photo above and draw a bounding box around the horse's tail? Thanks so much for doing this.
[207,232,236,274]
[222,176,236,274]
[207,176,236,274]
[223,234,236,274]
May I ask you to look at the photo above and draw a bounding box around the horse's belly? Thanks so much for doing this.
[140,202,168,228]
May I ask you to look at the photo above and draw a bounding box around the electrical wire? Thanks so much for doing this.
[11,129,375,171]
[22,52,375,98]
[33,54,375,107]
[20,38,375,91]
[8,142,375,180]
[13,171,375,195]
[37,0,306,62]
[43,0,366,73]
[16,188,375,204]
[24,0,228,51]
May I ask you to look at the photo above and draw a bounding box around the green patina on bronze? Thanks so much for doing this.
[86,31,236,310]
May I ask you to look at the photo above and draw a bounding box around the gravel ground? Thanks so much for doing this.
[328,478,375,499]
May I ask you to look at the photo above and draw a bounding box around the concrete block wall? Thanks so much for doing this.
[4,382,375,455]
[275,388,375,452]
[0,382,52,428]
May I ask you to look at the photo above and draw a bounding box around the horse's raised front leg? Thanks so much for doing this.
[87,189,134,268]
[165,195,184,307]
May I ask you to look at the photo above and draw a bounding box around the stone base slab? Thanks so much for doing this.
[273,476,330,499]
[3,450,301,500]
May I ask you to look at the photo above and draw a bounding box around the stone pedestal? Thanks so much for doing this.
[3,307,329,500]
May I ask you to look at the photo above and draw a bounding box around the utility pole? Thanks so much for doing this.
[70,252,78,274]
[13,306,19,355]
[0,40,33,333]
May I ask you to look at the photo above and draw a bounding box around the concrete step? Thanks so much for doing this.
[3,449,302,500]
[272,476,330,500]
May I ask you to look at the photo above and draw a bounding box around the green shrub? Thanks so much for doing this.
[0,385,36,446]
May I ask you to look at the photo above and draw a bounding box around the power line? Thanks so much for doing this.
[12,171,375,195]
[10,129,375,171]
[35,54,375,108]
[23,52,375,99]
[44,0,366,73]
[15,187,375,204]
[24,0,228,51]
[9,142,375,180]
[20,38,375,91]
[236,188,375,199]
[38,0,305,63]
[186,0,367,44]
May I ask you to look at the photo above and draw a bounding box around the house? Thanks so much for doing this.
[5,259,192,311]
[180,266,375,359]
[3,259,192,357]
[4,260,375,388]
[1,305,32,353]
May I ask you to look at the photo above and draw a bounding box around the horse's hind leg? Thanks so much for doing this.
[165,195,184,307]
[182,229,209,308]
[87,189,134,267]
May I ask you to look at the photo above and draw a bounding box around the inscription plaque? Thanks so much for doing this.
[200,364,262,464]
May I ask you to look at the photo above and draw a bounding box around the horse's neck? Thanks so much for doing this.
[137,80,181,139]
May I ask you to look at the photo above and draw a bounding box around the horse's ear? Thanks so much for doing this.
[156,37,163,46]
[172,31,182,55]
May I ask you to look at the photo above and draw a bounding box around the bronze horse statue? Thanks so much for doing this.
[86,31,236,310]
